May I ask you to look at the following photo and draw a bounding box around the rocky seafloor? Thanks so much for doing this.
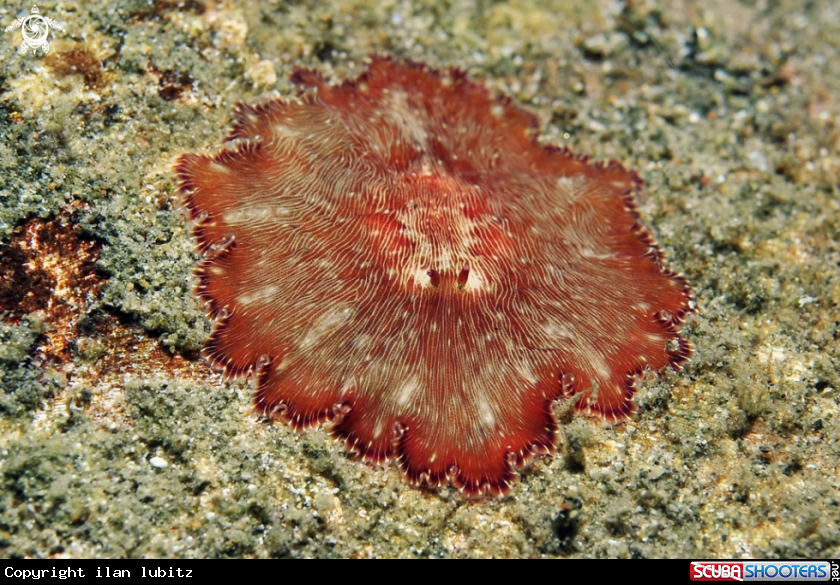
[0,0,837,558]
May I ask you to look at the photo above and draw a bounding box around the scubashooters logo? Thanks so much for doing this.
[691,561,834,582]
[692,563,744,582]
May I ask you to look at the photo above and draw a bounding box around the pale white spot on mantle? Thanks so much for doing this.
[396,375,420,406]
[301,306,354,348]
[238,285,278,306]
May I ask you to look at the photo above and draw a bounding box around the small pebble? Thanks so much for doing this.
[149,456,168,469]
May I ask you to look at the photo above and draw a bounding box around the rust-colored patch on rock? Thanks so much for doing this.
[148,63,194,102]
[127,0,206,23]
[176,57,694,495]
[0,214,103,363]
[45,45,108,89]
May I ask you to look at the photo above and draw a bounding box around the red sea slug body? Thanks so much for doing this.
[176,56,694,495]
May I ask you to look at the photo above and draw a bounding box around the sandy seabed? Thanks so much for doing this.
[0,0,838,558]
